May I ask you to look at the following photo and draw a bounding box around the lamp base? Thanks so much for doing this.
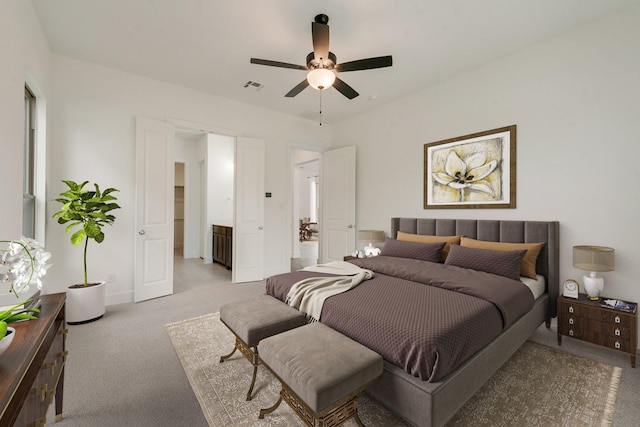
[583,273,604,301]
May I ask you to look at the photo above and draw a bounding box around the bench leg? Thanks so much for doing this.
[219,345,237,363]
[246,365,258,401]
[258,395,283,420]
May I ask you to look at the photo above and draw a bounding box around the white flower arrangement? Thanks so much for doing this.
[0,237,52,296]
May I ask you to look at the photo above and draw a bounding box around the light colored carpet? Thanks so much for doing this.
[166,312,621,427]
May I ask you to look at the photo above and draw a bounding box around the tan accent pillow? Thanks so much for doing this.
[460,237,544,279]
[396,232,462,262]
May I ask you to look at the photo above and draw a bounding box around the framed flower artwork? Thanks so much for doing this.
[424,125,516,209]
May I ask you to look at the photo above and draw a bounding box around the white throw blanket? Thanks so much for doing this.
[286,261,374,322]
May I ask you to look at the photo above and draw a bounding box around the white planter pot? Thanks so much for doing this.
[0,327,16,356]
[66,281,106,324]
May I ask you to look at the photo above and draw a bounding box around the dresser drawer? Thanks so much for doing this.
[558,300,584,317]
[582,306,633,327]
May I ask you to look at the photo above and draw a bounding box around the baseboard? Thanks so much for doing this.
[106,291,133,306]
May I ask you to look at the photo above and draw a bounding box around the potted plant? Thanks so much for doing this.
[0,238,50,354]
[52,180,120,324]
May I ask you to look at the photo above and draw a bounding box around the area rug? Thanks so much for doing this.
[166,313,621,427]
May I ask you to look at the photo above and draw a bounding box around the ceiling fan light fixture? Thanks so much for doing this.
[307,68,336,90]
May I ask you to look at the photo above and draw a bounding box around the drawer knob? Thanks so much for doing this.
[615,316,621,324]
[569,329,574,336]
[37,384,47,402]
[569,318,574,325]
[568,306,574,313]
[615,341,621,349]
[615,328,621,336]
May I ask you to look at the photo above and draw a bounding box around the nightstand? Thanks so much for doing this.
[557,294,637,367]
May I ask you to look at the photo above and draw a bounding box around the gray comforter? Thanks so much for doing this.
[266,256,534,382]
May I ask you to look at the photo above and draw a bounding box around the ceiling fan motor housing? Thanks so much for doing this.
[306,51,336,69]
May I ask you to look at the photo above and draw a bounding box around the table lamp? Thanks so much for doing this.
[358,230,386,257]
[573,245,615,300]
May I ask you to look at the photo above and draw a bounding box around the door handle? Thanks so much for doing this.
[347,224,354,228]
[258,226,263,230]
[138,230,146,235]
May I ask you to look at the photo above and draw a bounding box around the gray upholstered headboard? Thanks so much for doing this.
[391,218,560,318]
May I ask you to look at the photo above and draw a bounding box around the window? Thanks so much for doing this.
[23,86,36,238]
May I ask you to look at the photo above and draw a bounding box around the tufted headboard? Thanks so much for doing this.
[391,218,560,317]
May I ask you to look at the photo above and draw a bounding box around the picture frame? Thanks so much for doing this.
[424,125,516,209]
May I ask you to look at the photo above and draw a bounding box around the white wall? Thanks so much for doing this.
[44,55,331,303]
[334,7,640,308]
[0,1,51,240]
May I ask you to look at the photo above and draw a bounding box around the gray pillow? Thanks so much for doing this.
[445,244,526,280]
[380,238,445,263]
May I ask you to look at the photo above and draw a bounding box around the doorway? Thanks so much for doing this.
[173,129,234,275]
[291,148,322,270]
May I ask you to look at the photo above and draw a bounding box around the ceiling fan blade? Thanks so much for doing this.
[285,80,310,97]
[333,77,359,99]
[335,55,393,72]
[311,21,330,63]
[250,58,307,71]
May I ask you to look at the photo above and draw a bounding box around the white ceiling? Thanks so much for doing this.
[32,0,637,125]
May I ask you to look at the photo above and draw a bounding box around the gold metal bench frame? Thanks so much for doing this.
[219,319,261,401]
[258,358,381,427]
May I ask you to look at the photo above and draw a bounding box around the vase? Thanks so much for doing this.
[0,327,16,356]
[66,281,106,324]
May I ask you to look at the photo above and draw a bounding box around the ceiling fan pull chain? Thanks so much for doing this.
[319,90,323,126]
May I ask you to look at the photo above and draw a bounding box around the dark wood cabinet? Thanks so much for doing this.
[212,225,232,269]
[0,293,67,426]
[557,293,637,367]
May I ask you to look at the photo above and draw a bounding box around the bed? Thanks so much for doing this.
[267,218,559,426]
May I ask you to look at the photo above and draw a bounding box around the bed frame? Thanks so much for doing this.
[365,218,559,427]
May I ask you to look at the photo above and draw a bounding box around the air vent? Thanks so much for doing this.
[243,81,265,91]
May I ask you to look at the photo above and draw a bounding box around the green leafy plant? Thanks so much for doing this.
[0,300,39,338]
[52,180,121,287]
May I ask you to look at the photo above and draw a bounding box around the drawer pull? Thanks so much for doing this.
[615,328,621,336]
[615,341,621,349]
[50,359,57,375]
[59,328,69,337]
[568,306,574,313]
[568,318,574,325]
[34,416,46,427]
[614,316,621,324]
[47,389,56,405]
[62,349,70,362]
[37,384,47,402]
[569,329,574,336]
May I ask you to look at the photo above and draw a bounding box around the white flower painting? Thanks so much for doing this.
[424,126,516,209]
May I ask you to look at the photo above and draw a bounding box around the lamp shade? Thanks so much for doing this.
[307,68,336,90]
[358,230,386,244]
[573,245,615,272]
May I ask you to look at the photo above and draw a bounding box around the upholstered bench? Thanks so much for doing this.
[258,322,383,426]
[219,295,307,401]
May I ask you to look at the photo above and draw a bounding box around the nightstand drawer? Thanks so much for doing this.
[583,307,633,327]
[558,300,584,317]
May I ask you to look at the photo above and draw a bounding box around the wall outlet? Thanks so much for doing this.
[106,273,116,283]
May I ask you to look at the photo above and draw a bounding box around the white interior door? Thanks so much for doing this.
[232,137,265,283]
[321,146,356,262]
[134,117,174,302]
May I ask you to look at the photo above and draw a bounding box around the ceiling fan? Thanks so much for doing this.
[250,14,392,100]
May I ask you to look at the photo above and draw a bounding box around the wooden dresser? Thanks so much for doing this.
[212,224,232,269]
[0,293,67,426]
[557,293,637,367]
